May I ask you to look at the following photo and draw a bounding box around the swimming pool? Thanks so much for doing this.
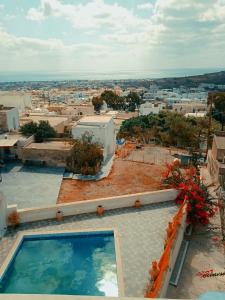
[0,230,122,296]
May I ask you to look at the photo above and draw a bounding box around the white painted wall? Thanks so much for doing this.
[72,118,115,160]
[0,92,32,113]
[6,107,19,131]
[6,189,179,224]
[139,103,164,115]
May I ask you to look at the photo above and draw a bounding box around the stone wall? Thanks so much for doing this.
[22,147,72,167]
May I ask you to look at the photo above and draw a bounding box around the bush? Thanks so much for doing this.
[20,121,38,136]
[20,120,56,142]
[67,135,103,175]
[162,162,217,225]
[35,121,56,142]
[118,111,220,151]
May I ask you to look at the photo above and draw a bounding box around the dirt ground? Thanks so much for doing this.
[57,159,166,203]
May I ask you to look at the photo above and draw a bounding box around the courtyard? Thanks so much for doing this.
[57,158,166,203]
[0,201,177,297]
[0,162,64,209]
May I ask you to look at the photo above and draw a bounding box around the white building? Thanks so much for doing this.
[0,106,19,133]
[72,115,115,161]
[139,102,164,115]
[0,92,32,113]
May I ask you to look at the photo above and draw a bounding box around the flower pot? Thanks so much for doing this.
[166,222,173,239]
[135,200,141,208]
[7,211,20,228]
[149,261,160,281]
[56,210,63,221]
[97,205,104,216]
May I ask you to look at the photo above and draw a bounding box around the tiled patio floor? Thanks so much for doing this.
[0,201,177,297]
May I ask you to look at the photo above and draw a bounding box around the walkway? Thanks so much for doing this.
[167,167,225,299]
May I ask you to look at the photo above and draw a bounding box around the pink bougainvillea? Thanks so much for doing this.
[162,163,217,225]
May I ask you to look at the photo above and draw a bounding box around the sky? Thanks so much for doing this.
[0,0,225,74]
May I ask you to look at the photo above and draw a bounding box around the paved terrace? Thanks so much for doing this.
[1,162,64,209]
[0,202,177,297]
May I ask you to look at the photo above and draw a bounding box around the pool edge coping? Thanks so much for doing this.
[0,228,125,297]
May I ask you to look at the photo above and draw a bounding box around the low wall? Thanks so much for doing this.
[145,201,187,298]
[7,189,179,224]
[159,208,187,298]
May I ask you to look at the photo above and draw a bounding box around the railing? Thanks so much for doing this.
[145,198,187,298]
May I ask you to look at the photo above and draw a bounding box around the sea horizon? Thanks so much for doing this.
[0,67,224,83]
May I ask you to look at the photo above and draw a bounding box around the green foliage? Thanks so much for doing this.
[20,120,56,142]
[35,121,56,142]
[99,90,141,112]
[92,96,103,112]
[212,94,225,130]
[20,121,38,136]
[126,91,142,109]
[67,138,103,175]
[118,111,219,150]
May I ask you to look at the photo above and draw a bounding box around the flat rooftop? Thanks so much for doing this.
[77,115,112,125]
[20,115,68,127]
[1,162,64,209]
[0,106,14,112]
[0,201,177,297]
[25,141,74,151]
[0,138,18,148]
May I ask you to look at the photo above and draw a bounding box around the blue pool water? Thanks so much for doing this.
[0,231,118,296]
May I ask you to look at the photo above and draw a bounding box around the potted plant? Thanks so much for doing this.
[7,211,20,228]
[149,261,160,281]
[134,199,141,208]
[97,205,104,216]
[56,209,63,221]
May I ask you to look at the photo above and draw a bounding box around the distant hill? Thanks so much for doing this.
[154,70,225,89]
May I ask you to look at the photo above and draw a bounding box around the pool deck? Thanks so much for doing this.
[0,201,177,298]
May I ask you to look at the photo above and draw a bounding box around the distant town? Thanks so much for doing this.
[0,70,225,299]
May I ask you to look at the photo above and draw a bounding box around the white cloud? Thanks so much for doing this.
[0,28,114,72]
[200,1,225,22]
[1,0,225,72]
[26,0,151,31]
[137,3,153,10]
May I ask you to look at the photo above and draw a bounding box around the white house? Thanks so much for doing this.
[72,115,115,161]
[139,102,164,115]
[0,91,32,113]
[0,106,19,133]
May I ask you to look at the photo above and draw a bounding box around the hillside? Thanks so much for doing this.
[154,71,225,88]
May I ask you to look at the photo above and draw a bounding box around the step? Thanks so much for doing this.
[170,239,189,286]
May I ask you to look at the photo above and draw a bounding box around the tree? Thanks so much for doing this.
[214,94,225,130]
[67,134,103,175]
[20,121,38,137]
[118,111,220,151]
[35,121,56,142]
[20,120,56,142]
[100,90,125,110]
[92,96,103,112]
[126,91,142,110]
